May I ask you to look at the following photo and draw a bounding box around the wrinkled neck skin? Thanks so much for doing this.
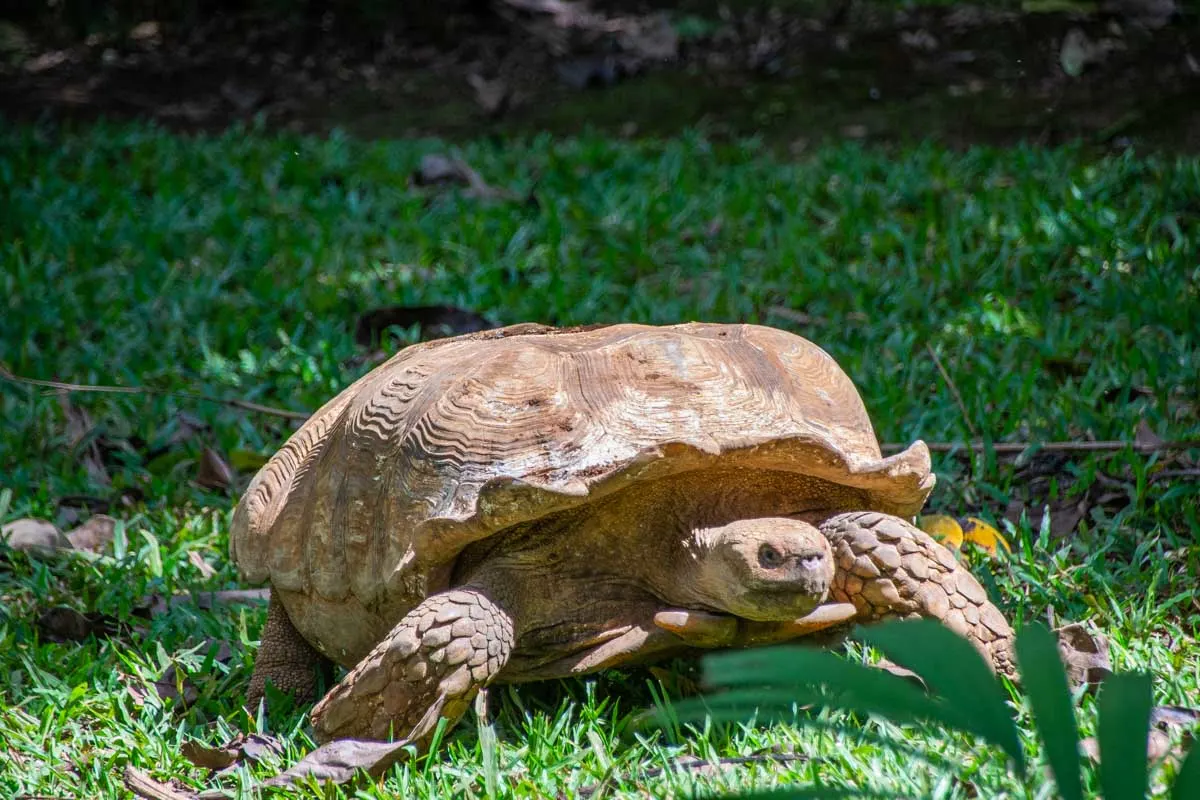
[453,467,864,636]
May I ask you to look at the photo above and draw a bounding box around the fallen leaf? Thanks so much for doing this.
[195,447,234,491]
[124,765,197,800]
[65,514,117,553]
[181,733,283,772]
[1055,622,1112,689]
[180,740,239,771]
[58,393,111,488]
[468,73,511,117]
[2,518,71,558]
[960,517,1011,555]
[918,514,964,549]
[1135,419,1165,449]
[1048,498,1088,538]
[354,305,496,348]
[259,738,416,788]
[411,154,517,201]
[36,606,119,642]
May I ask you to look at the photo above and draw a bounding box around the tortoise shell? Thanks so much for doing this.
[230,322,933,661]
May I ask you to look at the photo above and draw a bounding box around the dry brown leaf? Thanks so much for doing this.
[1049,499,1089,538]
[259,738,415,788]
[181,733,283,772]
[36,606,119,642]
[1055,622,1112,689]
[468,73,511,117]
[195,447,234,491]
[58,393,111,487]
[411,154,518,201]
[2,518,71,558]
[124,765,197,800]
[65,513,117,553]
[1135,419,1165,449]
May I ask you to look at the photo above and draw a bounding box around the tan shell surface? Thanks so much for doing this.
[230,322,933,619]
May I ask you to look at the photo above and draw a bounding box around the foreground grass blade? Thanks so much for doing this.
[1172,740,1200,800]
[699,646,942,727]
[1097,672,1154,800]
[859,619,1025,772]
[679,626,1023,765]
[1014,623,1084,800]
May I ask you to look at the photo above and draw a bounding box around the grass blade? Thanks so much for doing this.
[1097,672,1154,800]
[1015,623,1083,800]
[859,619,1025,772]
[1172,738,1200,800]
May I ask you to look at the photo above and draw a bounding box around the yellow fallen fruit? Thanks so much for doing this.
[918,514,964,549]
[960,516,1011,554]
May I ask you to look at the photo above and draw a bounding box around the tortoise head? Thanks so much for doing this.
[686,517,834,622]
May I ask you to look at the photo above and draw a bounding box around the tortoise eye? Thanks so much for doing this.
[758,544,784,569]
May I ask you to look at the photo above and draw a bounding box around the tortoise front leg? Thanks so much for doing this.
[308,587,514,748]
[818,511,1016,677]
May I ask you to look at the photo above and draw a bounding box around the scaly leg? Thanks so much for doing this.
[818,511,1016,678]
[308,588,514,748]
[247,589,334,713]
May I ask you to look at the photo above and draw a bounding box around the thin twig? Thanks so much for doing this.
[882,440,1200,454]
[925,343,980,441]
[0,365,310,421]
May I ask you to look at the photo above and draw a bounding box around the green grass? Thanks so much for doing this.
[1,120,1198,798]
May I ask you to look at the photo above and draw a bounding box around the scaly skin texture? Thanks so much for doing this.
[819,511,1017,678]
[246,590,334,712]
[308,588,514,747]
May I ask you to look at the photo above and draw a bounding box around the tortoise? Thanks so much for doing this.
[230,322,1015,750]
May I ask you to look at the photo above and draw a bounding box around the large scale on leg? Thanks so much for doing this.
[229,322,1016,768]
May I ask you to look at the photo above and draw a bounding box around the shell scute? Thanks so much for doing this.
[231,322,933,627]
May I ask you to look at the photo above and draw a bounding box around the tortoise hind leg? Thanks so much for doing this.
[818,511,1016,678]
[309,587,515,748]
[247,589,335,714]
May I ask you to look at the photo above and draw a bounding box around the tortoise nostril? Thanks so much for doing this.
[799,553,825,571]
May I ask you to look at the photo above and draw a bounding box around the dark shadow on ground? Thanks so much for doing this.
[1,2,1197,150]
